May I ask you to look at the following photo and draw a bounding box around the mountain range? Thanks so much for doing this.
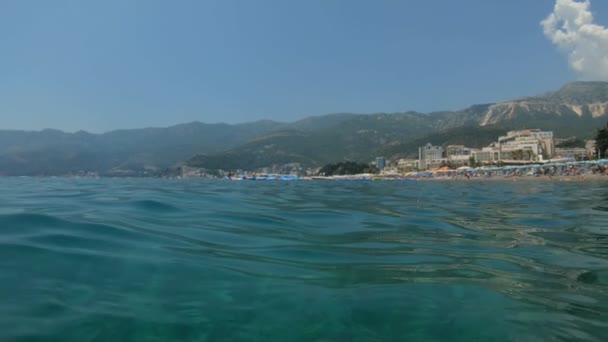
[1,81,607,176]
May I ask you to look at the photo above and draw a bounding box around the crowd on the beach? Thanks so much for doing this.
[221,160,608,181]
[407,160,608,180]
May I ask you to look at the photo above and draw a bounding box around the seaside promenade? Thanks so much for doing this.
[309,159,608,181]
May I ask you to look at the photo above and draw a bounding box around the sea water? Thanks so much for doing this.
[1,178,607,341]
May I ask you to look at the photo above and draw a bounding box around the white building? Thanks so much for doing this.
[555,147,588,161]
[375,157,386,170]
[586,140,597,159]
[498,129,554,161]
[418,143,444,170]
[446,145,475,166]
[471,146,501,164]
[397,159,420,172]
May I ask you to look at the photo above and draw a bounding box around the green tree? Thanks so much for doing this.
[511,150,524,160]
[524,149,535,161]
[319,161,379,176]
[468,156,476,167]
[596,122,608,159]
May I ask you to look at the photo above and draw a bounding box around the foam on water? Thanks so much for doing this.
[1,178,608,341]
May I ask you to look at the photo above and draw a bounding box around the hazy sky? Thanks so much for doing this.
[1,0,608,132]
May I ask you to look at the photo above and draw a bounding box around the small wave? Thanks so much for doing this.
[0,213,173,260]
[0,213,65,231]
[130,199,180,212]
[1,178,608,341]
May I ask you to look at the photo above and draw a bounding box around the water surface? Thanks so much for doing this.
[1,178,608,341]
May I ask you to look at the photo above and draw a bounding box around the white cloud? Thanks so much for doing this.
[542,0,608,80]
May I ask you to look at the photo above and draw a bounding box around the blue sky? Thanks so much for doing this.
[1,0,608,132]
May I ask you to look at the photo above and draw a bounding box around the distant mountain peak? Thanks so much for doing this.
[2,81,608,175]
[559,80,608,90]
[478,81,608,126]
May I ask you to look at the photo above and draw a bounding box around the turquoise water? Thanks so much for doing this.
[1,178,608,341]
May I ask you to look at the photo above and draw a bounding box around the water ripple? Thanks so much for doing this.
[1,178,608,341]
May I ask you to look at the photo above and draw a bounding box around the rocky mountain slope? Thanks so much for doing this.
[480,82,608,126]
[1,82,607,175]
[185,82,608,171]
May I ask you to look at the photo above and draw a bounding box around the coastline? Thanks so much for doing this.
[418,174,608,182]
[305,174,608,182]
